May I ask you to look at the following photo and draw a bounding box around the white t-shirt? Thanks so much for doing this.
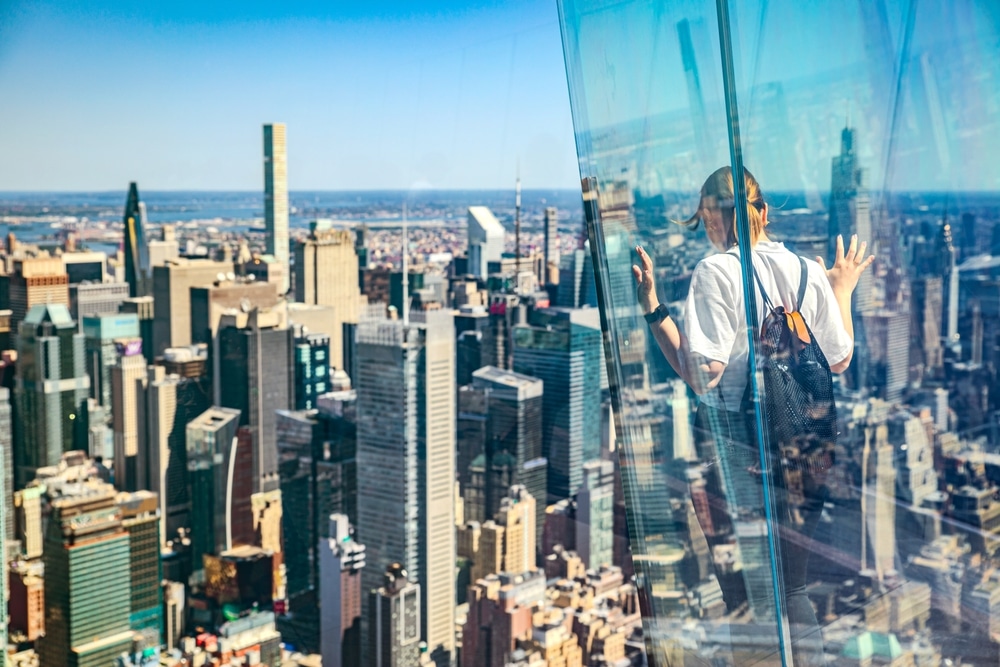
[683,240,853,409]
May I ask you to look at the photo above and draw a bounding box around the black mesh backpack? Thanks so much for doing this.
[739,255,838,509]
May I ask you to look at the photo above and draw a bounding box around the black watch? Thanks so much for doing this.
[643,303,669,324]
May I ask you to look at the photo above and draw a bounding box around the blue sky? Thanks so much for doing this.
[0,1,580,191]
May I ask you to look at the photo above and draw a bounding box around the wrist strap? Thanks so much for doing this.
[644,303,669,324]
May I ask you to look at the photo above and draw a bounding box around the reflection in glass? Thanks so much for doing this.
[560,0,1000,664]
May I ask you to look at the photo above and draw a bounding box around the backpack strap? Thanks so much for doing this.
[751,264,774,311]
[796,256,808,312]
[724,250,803,312]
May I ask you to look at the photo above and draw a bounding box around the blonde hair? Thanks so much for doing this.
[679,166,766,248]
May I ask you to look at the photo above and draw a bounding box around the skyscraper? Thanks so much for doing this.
[556,247,597,309]
[186,407,242,575]
[38,484,134,667]
[120,296,156,365]
[62,250,107,286]
[495,485,537,575]
[83,313,141,410]
[118,490,163,640]
[0,389,14,541]
[147,223,180,270]
[293,329,331,410]
[69,282,129,321]
[217,309,294,494]
[123,182,150,298]
[940,221,961,353]
[161,581,185,651]
[828,125,873,313]
[294,222,361,369]
[151,258,232,356]
[14,304,90,488]
[320,513,366,667]
[0,388,7,654]
[264,123,290,294]
[9,559,44,644]
[544,206,560,286]
[459,366,546,541]
[512,308,602,501]
[189,276,280,348]
[912,277,944,378]
[111,338,147,492]
[467,207,504,279]
[356,310,455,666]
[369,563,422,667]
[575,459,615,569]
[277,393,358,599]
[864,310,911,403]
[141,364,210,545]
[252,487,287,606]
[4,257,70,337]
[863,420,897,580]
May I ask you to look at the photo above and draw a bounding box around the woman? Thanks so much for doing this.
[632,166,874,664]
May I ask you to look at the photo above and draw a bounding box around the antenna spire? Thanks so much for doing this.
[515,165,522,281]
[402,202,409,328]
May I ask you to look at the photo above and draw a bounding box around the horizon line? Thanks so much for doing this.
[3,188,1000,196]
[0,186,586,195]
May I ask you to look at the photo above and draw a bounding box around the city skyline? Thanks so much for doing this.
[0,2,997,665]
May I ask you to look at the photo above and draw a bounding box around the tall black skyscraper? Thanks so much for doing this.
[217,309,294,494]
[123,182,150,298]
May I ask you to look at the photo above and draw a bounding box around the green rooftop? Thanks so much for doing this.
[842,631,903,661]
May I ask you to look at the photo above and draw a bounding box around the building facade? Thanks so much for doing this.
[151,258,232,356]
[512,308,602,502]
[14,304,90,488]
[293,329,331,410]
[83,313,141,410]
[38,486,134,667]
[122,182,150,298]
[320,513,366,667]
[217,309,294,494]
[459,366,546,542]
[356,310,455,665]
[369,563,422,667]
[186,407,242,575]
[293,221,362,369]
[263,123,290,294]
[111,338,147,492]
[118,490,163,640]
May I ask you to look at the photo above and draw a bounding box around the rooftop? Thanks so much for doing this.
[467,206,505,238]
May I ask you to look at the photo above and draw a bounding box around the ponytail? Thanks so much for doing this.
[676,166,766,248]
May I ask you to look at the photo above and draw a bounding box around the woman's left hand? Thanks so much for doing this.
[632,245,659,314]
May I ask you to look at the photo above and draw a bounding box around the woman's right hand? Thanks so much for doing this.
[632,245,659,314]
[817,234,875,298]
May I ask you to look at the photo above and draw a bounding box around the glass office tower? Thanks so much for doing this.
[558,2,1000,665]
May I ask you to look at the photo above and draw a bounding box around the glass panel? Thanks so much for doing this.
[726,1,1000,665]
[559,1,787,663]
[560,0,1000,665]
